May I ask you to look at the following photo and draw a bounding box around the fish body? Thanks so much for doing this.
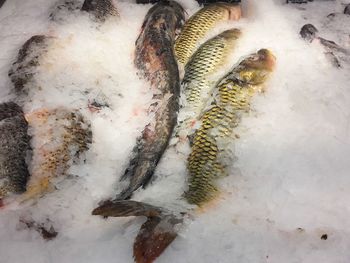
[186,49,276,205]
[176,28,241,141]
[174,3,241,66]
[8,35,53,98]
[81,0,119,21]
[0,102,30,201]
[116,1,185,200]
[20,108,92,202]
[50,0,84,22]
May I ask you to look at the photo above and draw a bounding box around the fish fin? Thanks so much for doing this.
[134,215,179,263]
[92,200,162,218]
[92,200,183,263]
[18,177,54,204]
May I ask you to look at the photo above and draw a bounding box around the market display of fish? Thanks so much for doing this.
[186,49,275,205]
[81,0,119,21]
[175,28,241,143]
[93,48,276,262]
[0,102,30,203]
[114,0,185,201]
[18,108,92,202]
[174,3,241,66]
[8,35,53,98]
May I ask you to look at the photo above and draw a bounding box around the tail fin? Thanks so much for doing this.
[92,200,183,263]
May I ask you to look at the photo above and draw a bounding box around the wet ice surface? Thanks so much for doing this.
[1,0,350,262]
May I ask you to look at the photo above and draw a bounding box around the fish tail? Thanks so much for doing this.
[92,200,183,263]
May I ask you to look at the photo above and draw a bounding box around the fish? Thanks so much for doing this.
[93,49,276,262]
[49,0,84,22]
[92,200,183,263]
[114,0,185,201]
[299,24,349,68]
[174,3,241,66]
[0,0,5,8]
[17,108,92,203]
[186,49,276,205]
[0,102,30,204]
[8,35,53,98]
[81,0,119,21]
[345,4,350,15]
[175,28,241,143]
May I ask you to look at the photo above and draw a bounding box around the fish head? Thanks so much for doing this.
[217,3,242,21]
[237,49,276,85]
[220,28,241,41]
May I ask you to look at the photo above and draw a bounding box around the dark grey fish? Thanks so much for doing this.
[115,1,185,200]
[0,102,30,202]
[49,0,84,22]
[0,0,6,8]
[8,35,53,97]
[299,23,349,68]
[345,4,350,15]
[81,0,119,21]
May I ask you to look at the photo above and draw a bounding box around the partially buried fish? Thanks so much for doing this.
[175,28,241,144]
[81,0,119,21]
[17,108,92,203]
[186,49,275,205]
[114,0,185,201]
[174,2,241,66]
[93,49,276,262]
[8,35,54,99]
[0,102,31,205]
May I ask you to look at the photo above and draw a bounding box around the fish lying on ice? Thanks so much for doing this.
[50,0,118,22]
[175,28,241,143]
[8,35,54,98]
[114,0,185,201]
[93,49,276,262]
[49,0,84,22]
[0,102,31,204]
[300,23,350,68]
[174,3,241,66]
[186,49,275,205]
[16,108,92,203]
[81,0,119,21]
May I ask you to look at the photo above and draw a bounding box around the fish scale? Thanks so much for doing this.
[174,3,241,65]
[186,49,276,206]
[175,29,241,142]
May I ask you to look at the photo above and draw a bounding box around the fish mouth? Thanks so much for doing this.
[226,3,242,21]
[257,49,276,71]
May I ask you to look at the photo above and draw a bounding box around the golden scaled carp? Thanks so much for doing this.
[186,49,276,206]
[16,108,92,203]
[176,28,241,142]
[174,3,241,66]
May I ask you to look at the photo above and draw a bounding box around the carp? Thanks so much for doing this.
[174,3,241,66]
[176,28,241,142]
[186,49,275,205]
